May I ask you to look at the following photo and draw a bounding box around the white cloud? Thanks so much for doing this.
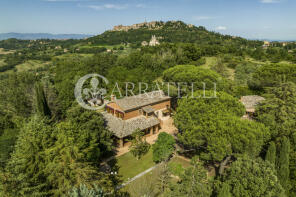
[136,4,146,8]
[193,16,215,21]
[260,0,281,3]
[216,26,227,30]
[88,4,128,10]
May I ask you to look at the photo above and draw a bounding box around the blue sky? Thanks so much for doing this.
[0,0,295,40]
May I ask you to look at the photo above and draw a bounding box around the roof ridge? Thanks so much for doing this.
[112,90,170,112]
[116,90,165,100]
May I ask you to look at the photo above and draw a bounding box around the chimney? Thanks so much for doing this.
[111,94,116,102]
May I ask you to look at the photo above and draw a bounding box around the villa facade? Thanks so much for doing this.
[103,91,171,147]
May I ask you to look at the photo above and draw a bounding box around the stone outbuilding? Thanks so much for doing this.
[240,95,265,119]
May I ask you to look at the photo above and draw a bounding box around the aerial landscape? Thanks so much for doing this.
[0,0,296,196]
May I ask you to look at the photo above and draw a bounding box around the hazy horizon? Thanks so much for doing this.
[1,0,296,40]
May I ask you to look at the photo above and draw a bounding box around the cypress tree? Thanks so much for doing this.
[265,141,276,166]
[35,82,51,117]
[3,116,54,196]
[277,136,290,192]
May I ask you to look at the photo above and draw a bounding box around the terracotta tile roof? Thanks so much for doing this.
[102,112,160,138]
[240,95,265,112]
[142,105,155,114]
[112,91,170,112]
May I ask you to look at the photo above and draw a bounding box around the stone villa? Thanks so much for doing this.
[103,91,171,147]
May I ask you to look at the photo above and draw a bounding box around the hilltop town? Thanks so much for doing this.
[112,21,194,31]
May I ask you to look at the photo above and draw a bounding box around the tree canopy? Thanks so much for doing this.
[0,106,116,196]
[249,64,296,91]
[217,156,286,197]
[152,132,175,163]
[163,65,231,93]
[175,91,270,162]
[255,82,296,138]
[169,157,212,197]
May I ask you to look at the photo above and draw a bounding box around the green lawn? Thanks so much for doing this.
[169,157,191,168]
[121,156,192,196]
[122,166,159,197]
[168,156,191,177]
[116,149,154,181]
[117,155,191,182]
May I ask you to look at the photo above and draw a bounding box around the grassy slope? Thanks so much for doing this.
[122,165,159,197]
[245,56,294,65]
[14,60,50,72]
[121,156,192,196]
[201,56,295,81]
[201,56,235,80]
[116,149,154,181]
[203,56,218,69]
[170,157,191,168]
[0,48,14,55]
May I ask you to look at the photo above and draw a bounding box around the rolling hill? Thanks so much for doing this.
[0,32,93,40]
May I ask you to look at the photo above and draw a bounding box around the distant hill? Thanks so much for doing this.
[0,33,93,40]
[87,21,262,48]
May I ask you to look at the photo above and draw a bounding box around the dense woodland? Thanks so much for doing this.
[0,21,296,196]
